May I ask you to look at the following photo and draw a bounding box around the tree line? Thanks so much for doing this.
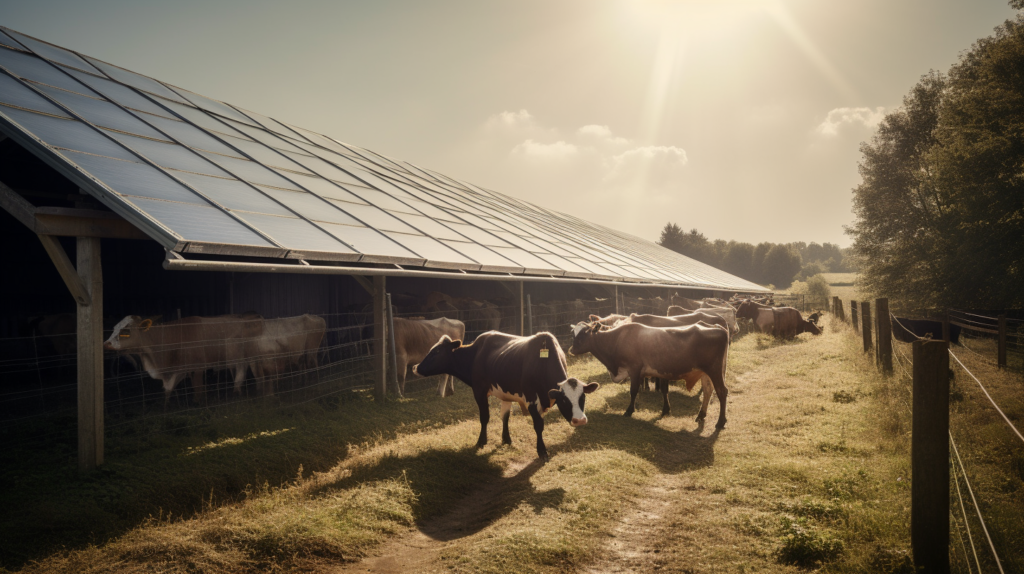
[848,0,1024,309]
[657,223,855,289]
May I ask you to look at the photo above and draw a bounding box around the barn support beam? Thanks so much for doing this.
[386,293,400,397]
[37,234,90,306]
[77,237,103,472]
[373,276,386,402]
[614,286,620,315]
[516,281,524,336]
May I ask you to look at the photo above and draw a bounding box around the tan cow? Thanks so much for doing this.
[392,317,466,396]
[734,301,820,338]
[569,320,730,428]
[252,314,327,395]
[103,313,264,404]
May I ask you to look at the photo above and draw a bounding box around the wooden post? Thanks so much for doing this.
[942,308,950,343]
[77,237,103,472]
[516,281,524,336]
[861,301,872,353]
[373,276,386,402]
[614,286,621,315]
[851,300,858,330]
[838,298,846,322]
[386,293,400,397]
[526,294,533,335]
[876,298,893,373]
[911,339,950,574]
[997,315,1007,369]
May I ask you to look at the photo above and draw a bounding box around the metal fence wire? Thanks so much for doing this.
[0,295,660,459]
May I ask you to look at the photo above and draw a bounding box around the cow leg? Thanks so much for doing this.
[623,370,643,417]
[162,372,186,407]
[660,378,670,416]
[444,375,455,397]
[696,375,713,422]
[396,354,408,396]
[710,372,729,429]
[500,400,513,445]
[527,402,547,459]
[474,390,489,449]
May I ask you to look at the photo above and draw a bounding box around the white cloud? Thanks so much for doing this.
[603,145,689,195]
[577,124,631,146]
[485,109,533,129]
[511,139,579,160]
[817,106,885,136]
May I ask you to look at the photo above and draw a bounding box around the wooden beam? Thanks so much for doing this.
[373,276,387,402]
[37,234,90,306]
[1,181,147,239]
[77,236,103,471]
[353,275,374,296]
[516,281,524,336]
[911,339,950,573]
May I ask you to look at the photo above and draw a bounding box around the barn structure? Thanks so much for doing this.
[0,26,768,471]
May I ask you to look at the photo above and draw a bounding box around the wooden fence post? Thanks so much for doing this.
[77,237,103,472]
[911,339,950,574]
[385,293,400,397]
[861,301,873,353]
[942,308,950,343]
[998,315,1007,369]
[838,297,846,322]
[373,276,386,402]
[851,300,859,330]
[526,294,533,336]
[614,286,621,315]
[876,298,892,373]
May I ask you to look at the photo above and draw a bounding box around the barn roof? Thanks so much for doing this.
[0,27,767,293]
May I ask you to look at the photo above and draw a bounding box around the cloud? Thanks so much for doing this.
[604,145,689,194]
[486,109,533,129]
[577,124,631,145]
[511,139,579,160]
[816,106,885,136]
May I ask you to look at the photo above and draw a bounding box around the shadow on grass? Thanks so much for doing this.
[0,389,478,570]
[308,449,562,542]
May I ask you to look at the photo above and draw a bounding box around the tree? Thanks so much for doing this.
[762,245,802,289]
[806,275,832,309]
[848,5,1024,308]
[722,242,756,281]
[658,223,687,253]
[846,71,947,307]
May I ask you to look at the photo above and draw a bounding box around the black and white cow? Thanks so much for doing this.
[415,331,598,459]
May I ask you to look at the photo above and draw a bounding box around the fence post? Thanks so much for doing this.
[861,301,873,353]
[998,314,1007,369]
[911,339,950,574]
[526,294,533,335]
[942,308,950,343]
[373,276,386,402]
[385,293,400,397]
[516,281,524,336]
[838,297,846,322]
[851,300,858,330]
[876,298,892,373]
[77,237,103,472]
[614,286,621,315]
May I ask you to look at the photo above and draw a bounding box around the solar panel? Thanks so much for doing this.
[0,27,768,292]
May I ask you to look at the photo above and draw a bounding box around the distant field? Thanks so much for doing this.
[782,273,863,303]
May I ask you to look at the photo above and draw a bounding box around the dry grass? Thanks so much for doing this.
[3,316,931,573]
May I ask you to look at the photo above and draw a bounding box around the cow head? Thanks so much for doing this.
[567,321,600,355]
[734,301,760,320]
[549,378,600,427]
[415,335,462,377]
[103,315,153,351]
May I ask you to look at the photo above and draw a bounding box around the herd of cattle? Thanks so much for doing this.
[22,291,829,458]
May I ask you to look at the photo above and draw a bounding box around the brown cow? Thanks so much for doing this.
[103,313,264,404]
[569,320,730,427]
[392,317,466,396]
[416,331,595,459]
[735,301,820,338]
[252,314,327,395]
[588,313,628,328]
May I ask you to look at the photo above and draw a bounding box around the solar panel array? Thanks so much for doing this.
[0,26,767,292]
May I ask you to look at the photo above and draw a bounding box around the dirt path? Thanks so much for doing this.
[327,456,540,574]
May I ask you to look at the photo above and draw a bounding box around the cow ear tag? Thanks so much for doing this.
[539,341,550,359]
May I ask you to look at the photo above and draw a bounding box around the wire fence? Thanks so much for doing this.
[1,294,682,466]
[838,297,1022,571]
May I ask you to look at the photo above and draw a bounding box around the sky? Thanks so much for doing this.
[1,0,1019,247]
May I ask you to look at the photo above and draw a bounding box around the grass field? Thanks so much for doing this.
[0,315,938,573]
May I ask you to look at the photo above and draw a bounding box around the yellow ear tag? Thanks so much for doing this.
[539,342,549,359]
